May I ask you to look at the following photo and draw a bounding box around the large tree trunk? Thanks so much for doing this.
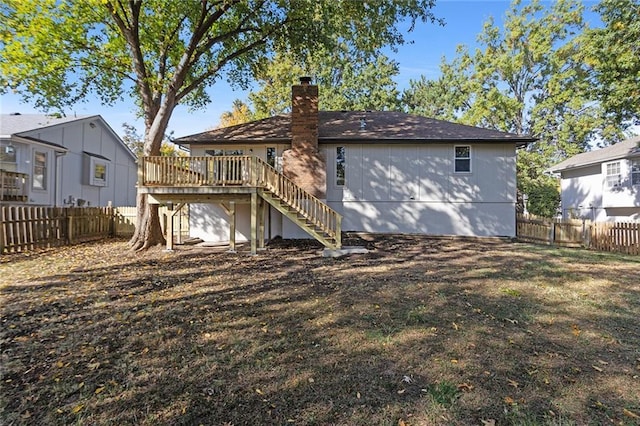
[129,191,166,250]
[128,107,174,251]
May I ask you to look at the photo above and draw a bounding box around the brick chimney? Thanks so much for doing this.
[283,77,326,198]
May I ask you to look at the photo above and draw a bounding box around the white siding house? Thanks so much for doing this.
[1,114,137,207]
[173,80,533,245]
[549,136,640,221]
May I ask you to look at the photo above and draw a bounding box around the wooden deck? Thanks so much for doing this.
[1,170,29,203]
[138,156,342,252]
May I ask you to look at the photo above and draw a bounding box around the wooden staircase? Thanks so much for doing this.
[254,157,341,250]
[259,191,341,249]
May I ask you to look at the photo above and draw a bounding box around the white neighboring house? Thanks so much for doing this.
[0,113,137,207]
[549,136,640,221]
[166,79,534,245]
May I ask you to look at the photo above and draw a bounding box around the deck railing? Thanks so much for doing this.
[140,156,341,246]
[1,170,29,201]
[141,156,254,186]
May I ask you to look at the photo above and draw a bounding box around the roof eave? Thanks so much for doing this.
[551,151,640,173]
[179,137,291,146]
[12,135,69,151]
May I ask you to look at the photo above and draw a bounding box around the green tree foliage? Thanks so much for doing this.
[217,99,255,128]
[402,0,627,217]
[0,0,439,249]
[248,47,402,120]
[582,0,640,125]
[121,123,184,158]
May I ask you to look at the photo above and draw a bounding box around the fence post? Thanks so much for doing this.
[108,206,115,237]
[582,218,590,248]
[548,219,556,246]
[0,207,5,254]
[67,215,74,244]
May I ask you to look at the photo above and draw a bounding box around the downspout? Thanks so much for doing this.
[54,151,66,207]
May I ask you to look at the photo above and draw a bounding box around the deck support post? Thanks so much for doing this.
[250,192,258,255]
[165,212,174,251]
[229,202,236,252]
[258,197,266,250]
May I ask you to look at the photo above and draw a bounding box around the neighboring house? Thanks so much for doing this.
[139,78,534,252]
[1,114,137,207]
[549,136,640,221]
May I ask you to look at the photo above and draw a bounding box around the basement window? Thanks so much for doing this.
[336,146,345,186]
[454,146,471,173]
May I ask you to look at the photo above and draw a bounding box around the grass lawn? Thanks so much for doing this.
[1,235,639,425]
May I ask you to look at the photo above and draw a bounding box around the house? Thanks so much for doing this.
[138,78,534,253]
[0,114,137,207]
[549,136,640,221]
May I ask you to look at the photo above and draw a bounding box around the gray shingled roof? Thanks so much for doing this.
[549,136,640,173]
[175,111,536,146]
[0,113,92,136]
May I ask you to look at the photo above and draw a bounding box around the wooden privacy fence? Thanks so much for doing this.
[1,205,189,254]
[516,214,640,255]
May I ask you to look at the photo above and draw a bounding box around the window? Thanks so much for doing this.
[33,151,47,190]
[336,146,345,186]
[266,147,276,168]
[632,160,640,186]
[84,152,110,187]
[606,161,622,188]
[454,146,471,173]
[1,141,16,163]
[92,160,108,186]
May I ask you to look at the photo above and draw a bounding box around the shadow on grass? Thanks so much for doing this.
[1,237,639,425]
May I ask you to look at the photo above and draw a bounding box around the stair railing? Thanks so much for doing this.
[252,157,341,245]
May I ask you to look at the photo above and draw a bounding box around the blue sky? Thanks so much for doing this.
[0,0,601,139]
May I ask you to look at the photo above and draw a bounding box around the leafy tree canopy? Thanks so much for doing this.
[121,123,184,158]
[582,0,640,125]
[248,47,402,119]
[217,99,255,128]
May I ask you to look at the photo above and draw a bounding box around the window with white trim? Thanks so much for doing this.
[91,159,108,186]
[454,146,471,173]
[33,151,47,190]
[632,160,640,186]
[605,161,622,188]
[84,153,110,187]
[336,146,345,186]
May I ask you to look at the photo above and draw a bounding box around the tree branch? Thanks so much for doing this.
[176,36,269,103]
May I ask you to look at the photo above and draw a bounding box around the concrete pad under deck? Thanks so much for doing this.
[322,246,369,258]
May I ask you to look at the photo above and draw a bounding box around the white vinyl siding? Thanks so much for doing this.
[324,143,517,237]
